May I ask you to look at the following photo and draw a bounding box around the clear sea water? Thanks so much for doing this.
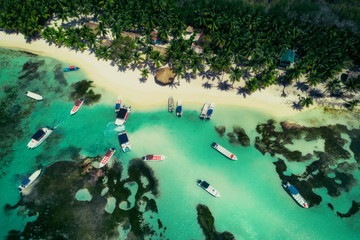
[0,47,359,240]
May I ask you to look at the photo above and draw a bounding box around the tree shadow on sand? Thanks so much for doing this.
[292,101,303,111]
[184,72,196,83]
[202,82,212,89]
[139,77,147,83]
[295,82,309,92]
[217,80,232,91]
[168,81,180,89]
[236,87,249,98]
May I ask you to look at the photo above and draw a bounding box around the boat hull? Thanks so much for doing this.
[25,91,43,101]
[206,103,215,119]
[168,97,174,113]
[115,96,122,112]
[115,106,131,126]
[99,148,116,168]
[282,182,309,208]
[211,142,237,160]
[18,169,42,192]
[27,127,53,149]
[142,155,166,161]
[176,100,182,117]
[70,99,84,115]
[197,179,221,197]
[200,102,209,119]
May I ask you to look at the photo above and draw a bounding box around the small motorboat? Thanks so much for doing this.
[25,91,43,101]
[18,169,42,192]
[118,131,131,152]
[168,96,174,113]
[99,148,116,168]
[206,102,215,119]
[141,155,166,161]
[200,102,209,119]
[176,99,182,117]
[115,96,122,113]
[115,105,131,126]
[27,127,53,148]
[70,99,84,115]
[63,66,80,72]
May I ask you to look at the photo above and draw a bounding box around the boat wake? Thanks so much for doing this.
[104,122,125,136]
[54,117,67,129]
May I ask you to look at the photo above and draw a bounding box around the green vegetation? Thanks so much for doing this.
[0,0,359,109]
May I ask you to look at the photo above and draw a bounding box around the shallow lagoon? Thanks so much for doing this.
[0,48,359,239]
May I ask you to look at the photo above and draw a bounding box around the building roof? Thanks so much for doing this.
[85,22,99,35]
[280,49,295,64]
[186,26,195,33]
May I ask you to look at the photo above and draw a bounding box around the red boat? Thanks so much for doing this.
[141,155,166,161]
[70,99,84,115]
[99,148,116,168]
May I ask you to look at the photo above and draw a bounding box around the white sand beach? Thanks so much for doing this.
[1,31,304,117]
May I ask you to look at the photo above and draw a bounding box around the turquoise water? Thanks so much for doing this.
[0,48,359,239]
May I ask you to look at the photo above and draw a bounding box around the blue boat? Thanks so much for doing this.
[118,131,131,152]
[282,182,309,208]
[206,103,215,119]
[176,99,182,117]
[63,66,80,72]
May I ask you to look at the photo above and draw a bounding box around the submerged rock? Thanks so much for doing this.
[196,204,235,240]
[214,126,226,137]
[232,126,250,147]
[337,201,360,218]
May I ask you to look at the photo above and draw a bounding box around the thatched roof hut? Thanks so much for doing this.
[100,39,112,47]
[155,67,175,85]
[121,31,142,40]
[186,26,195,34]
[85,22,99,35]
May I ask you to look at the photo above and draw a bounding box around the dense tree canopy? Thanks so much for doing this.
[1,0,360,107]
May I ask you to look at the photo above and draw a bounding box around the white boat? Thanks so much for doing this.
[282,182,309,208]
[141,155,166,161]
[197,179,221,197]
[118,131,131,152]
[206,102,215,119]
[18,169,42,192]
[211,142,237,160]
[27,127,53,148]
[176,99,182,117]
[115,96,122,113]
[115,105,131,126]
[25,91,43,101]
[99,148,116,168]
[70,99,84,115]
[168,96,174,113]
[200,102,209,119]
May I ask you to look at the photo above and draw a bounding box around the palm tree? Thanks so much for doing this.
[229,68,243,86]
[342,77,360,93]
[344,100,358,111]
[298,95,314,108]
[325,78,341,95]
[141,69,150,80]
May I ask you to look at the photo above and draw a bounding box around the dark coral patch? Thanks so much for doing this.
[256,120,358,208]
[7,158,165,239]
[337,201,360,218]
[196,204,235,240]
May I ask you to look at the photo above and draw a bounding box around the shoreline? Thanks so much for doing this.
[1,31,305,117]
